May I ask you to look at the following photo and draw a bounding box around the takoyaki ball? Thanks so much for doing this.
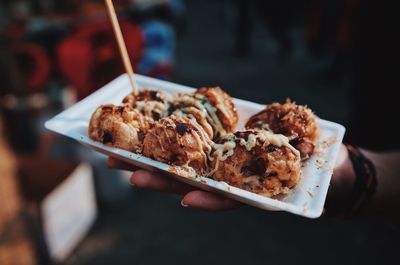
[88,104,152,152]
[197,87,238,133]
[246,99,318,159]
[122,89,171,120]
[210,130,301,197]
[172,87,238,139]
[142,115,214,175]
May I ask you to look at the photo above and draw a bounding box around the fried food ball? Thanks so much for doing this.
[210,129,301,197]
[172,87,238,139]
[196,87,238,133]
[142,115,214,174]
[122,89,171,120]
[246,99,318,159]
[88,104,152,152]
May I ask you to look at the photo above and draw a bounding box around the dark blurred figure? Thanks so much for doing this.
[233,0,311,58]
[350,0,400,151]
[233,0,399,151]
[307,0,400,150]
[306,0,360,80]
[307,0,358,56]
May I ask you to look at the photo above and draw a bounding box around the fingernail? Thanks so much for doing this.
[181,200,188,208]
[129,176,135,186]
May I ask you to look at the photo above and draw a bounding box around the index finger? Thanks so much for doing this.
[182,190,241,211]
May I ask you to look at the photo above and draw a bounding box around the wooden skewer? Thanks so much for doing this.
[104,0,138,94]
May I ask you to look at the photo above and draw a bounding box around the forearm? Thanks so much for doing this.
[361,149,400,218]
[329,144,400,220]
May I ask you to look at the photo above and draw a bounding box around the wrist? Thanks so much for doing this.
[326,144,378,217]
[329,144,356,202]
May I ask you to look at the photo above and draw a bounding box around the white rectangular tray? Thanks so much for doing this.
[45,74,345,218]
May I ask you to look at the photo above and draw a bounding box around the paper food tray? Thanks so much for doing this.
[45,74,345,218]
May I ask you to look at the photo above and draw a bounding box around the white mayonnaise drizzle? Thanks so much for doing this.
[186,115,215,161]
[173,94,226,137]
[135,101,168,117]
[203,102,226,136]
[238,134,257,151]
[213,140,236,161]
[257,130,300,156]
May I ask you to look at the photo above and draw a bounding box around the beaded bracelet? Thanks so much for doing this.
[344,144,378,216]
[324,144,378,217]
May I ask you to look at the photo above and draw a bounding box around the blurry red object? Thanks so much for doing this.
[14,43,51,93]
[58,20,143,100]
[146,63,174,79]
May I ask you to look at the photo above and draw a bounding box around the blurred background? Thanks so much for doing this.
[1,0,398,265]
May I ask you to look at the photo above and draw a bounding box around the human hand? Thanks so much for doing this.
[107,157,240,211]
[108,145,354,212]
